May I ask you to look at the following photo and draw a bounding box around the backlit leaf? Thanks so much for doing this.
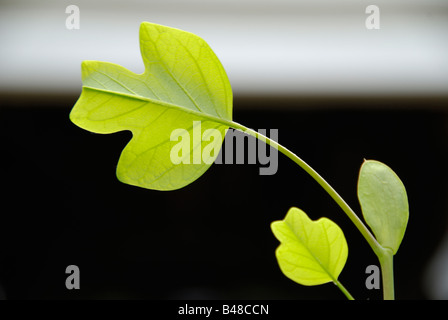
[271,207,348,286]
[69,22,233,190]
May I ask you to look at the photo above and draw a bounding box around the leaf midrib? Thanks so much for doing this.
[83,85,233,129]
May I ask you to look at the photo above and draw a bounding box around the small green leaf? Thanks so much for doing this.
[70,22,233,191]
[271,207,348,286]
[357,160,409,254]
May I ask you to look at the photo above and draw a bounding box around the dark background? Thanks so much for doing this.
[0,94,446,300]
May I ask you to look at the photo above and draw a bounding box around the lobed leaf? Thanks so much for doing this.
[271,207,348,286]
[70,22,233,190]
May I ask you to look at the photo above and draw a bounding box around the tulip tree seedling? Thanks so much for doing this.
[70,22,409,300]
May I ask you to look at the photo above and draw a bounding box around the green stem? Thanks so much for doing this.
[228,121,383,256]
[378,249,395,300]
[333,279,355,300]
[225,120,396,300]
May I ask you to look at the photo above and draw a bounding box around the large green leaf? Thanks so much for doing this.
[271,207,348,286]
[69,22,233,190]
[357,160,409,254]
